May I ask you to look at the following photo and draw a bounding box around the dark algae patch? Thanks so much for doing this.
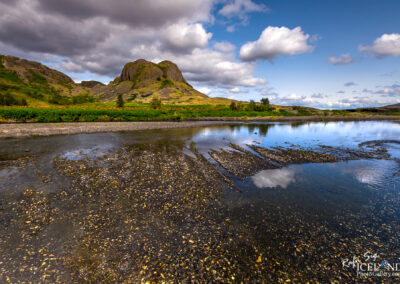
[0,122,400,282]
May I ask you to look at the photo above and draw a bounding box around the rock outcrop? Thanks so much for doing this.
[114,59,189,89]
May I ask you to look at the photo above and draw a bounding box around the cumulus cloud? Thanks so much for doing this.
[240,26,314,61]
[360,33,400,57]
[328,53,355,65]
[228,87,249,94]
[213,41,236,52]
[273,93,314,106]
[162,23,212,53]
[219,0,267,19]
[198,87,212,95]
[0,0,265,89]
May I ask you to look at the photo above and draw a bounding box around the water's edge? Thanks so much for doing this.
[1,116,400,138]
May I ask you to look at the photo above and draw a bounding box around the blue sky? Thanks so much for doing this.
[205,0,400,107]
[0,0,399,108]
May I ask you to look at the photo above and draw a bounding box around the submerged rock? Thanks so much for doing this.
[249,145,338,165]
[209,144,277,178]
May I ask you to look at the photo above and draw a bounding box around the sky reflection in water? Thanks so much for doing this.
[191,121,400,151]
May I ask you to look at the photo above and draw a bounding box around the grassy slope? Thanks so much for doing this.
[0,102,398,123]
[0,55,93,107]
[97,69,234,105]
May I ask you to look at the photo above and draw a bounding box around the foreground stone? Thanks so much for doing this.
[0,141,398,282]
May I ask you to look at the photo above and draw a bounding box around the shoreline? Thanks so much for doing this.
[0,115,399,138]
[185,115,400,122]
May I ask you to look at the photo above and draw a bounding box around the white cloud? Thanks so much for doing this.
[360,33,400,57]
[228,87,242,93]
[198,87,212,95]
[240,26,314,61]
[322,101,352,109]
[328,53,354,65]
[272,93,315,106]
[213,41,236,52]
[219,0,267,19]
[162,23,212,53]
[285,93,304,100]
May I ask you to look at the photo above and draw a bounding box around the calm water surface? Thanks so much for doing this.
[1,120,399,281]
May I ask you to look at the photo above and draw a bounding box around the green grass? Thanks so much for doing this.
[0,104,299,123]
[159,79,174,89]
[0,103,398,123]
[0,108,165,123]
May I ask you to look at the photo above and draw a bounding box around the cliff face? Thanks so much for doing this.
[157,61,187,84]
[116,59,188,87]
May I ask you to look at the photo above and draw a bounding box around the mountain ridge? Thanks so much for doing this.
[0,54,233,106]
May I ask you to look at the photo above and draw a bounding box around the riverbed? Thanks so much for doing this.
[0,121,399,282]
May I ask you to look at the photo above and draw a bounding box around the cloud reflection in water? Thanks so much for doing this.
[341,160,397,187]
[252,167,298,189]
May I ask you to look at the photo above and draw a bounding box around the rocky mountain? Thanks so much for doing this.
[0,54,231,106]
[88,59,217,104]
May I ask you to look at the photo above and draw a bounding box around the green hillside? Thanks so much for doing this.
[0,55,94,107]
[0,55,234,106]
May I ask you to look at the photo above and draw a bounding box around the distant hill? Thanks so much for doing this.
[0,54,232,106]
[347,103,400,114]
[382,103,400,109]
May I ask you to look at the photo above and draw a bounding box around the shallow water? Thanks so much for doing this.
[0,121,399,282]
